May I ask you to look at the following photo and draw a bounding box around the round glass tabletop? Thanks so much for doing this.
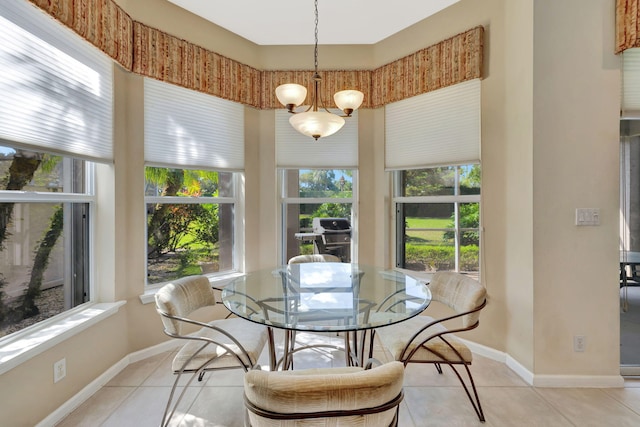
[221,263,431,332]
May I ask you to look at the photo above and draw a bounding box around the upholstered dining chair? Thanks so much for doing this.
[287,253,341,264]
[373,271,488,422]
[155,275,268,427]
[243,361,405,427]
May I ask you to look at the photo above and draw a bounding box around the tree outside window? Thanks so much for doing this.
[0,146,90,338]
[145,167,236,284]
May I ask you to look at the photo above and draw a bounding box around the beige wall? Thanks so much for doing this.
[502,0,536,370]
[0,0,623,424]
[532,0,620,375]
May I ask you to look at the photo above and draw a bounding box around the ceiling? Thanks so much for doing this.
[167,0,459,46]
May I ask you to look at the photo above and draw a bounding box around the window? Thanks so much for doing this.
[280,169,356,264]
[143,78,244,285]
[0,1,112,339]
[0,146,92,338]
[145,167,238,284]
[393,165,480,275]
[275,107,359,265]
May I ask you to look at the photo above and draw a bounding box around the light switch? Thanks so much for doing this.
[575,208,600,226]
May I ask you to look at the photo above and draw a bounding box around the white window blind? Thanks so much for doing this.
[276,109,358,168]
[144,78,244,171]
[0,1,113,162]
[385,79,481,170]
[622,48,640,118]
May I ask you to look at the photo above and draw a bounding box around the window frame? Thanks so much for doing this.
[143,168,244,286]
[0,153,97,339]
[392,165,481,273]
[278,168,358,265]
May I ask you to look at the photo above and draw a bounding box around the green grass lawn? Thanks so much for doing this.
[405,217,451,229]
[405,217,452,244]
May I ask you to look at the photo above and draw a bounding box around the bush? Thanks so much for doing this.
[405,244,479,271]
[460,245,479,271]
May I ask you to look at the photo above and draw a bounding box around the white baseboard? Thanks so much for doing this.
[505,354,534,385]
[36,339,179,427]
[128,339,182,363]
[460,337,625,388]
[533,375,625,388]
[459,337,507,363]
[37,336,628,426]
[36,358,129,427]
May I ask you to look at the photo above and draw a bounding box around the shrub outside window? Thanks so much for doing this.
[145,167,237,284]
[394,165,480,275]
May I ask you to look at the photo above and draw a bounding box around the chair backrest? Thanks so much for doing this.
[155,275,217,335]
[288,254,341,264]
[244,362,405,426]
[428,272,487,328]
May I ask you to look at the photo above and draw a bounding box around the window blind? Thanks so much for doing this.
[622,48,640,118]
[0,1,113,162]
[276,109,358,169]
[385,79,481,170]
[144,78,244,171]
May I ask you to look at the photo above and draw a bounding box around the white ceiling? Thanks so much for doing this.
[167,0,459,46]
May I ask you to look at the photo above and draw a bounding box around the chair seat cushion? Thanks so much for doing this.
[375,315,472,363]
[172,317,267,372]
[244,362,404,426]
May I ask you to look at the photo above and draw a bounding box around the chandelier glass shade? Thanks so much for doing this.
[289,110,345,139]
[275,0,363,140]
[275,84,307,112]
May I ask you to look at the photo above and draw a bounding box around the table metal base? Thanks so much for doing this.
[265,327,375,370]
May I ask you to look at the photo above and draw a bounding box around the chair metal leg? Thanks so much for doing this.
[161,367,205,427]
[446,363,485,422]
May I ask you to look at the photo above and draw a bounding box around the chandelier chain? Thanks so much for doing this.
[314,0,318,73]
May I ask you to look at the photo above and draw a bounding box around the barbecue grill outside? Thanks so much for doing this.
[294,217,351,262]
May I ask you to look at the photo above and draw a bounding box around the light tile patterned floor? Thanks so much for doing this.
[56,332,640,427]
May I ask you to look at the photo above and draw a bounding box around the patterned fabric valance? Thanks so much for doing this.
[29,0,483,108]
[371,26,483,108]
[617,0,640,53]
[132,22,262,107]
[29,0,133,69]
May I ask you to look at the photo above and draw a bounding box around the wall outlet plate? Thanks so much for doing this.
[54,358,66,383]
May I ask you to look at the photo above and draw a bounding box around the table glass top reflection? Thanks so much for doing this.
[221,263,431,332]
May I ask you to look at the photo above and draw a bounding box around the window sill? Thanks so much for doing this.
[139,272,245,305]
[0,301,126,376]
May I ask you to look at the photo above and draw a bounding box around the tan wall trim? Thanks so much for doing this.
[29,0,483,108]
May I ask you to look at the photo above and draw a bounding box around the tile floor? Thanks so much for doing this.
[57,332,640,427]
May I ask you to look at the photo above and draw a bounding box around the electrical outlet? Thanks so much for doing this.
[54,358,66,383]
[573,335,586,352]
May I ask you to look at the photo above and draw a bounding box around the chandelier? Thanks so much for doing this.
[275,0,364,140]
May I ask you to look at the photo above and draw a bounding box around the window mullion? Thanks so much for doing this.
[0,191,94,203]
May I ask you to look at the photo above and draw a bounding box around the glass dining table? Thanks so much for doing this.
[221,262,432,370]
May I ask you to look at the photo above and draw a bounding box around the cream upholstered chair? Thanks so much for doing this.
[155,275,268,427]
[373,271,487,422]
[287,254,341,264]
[243,361,405,427]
